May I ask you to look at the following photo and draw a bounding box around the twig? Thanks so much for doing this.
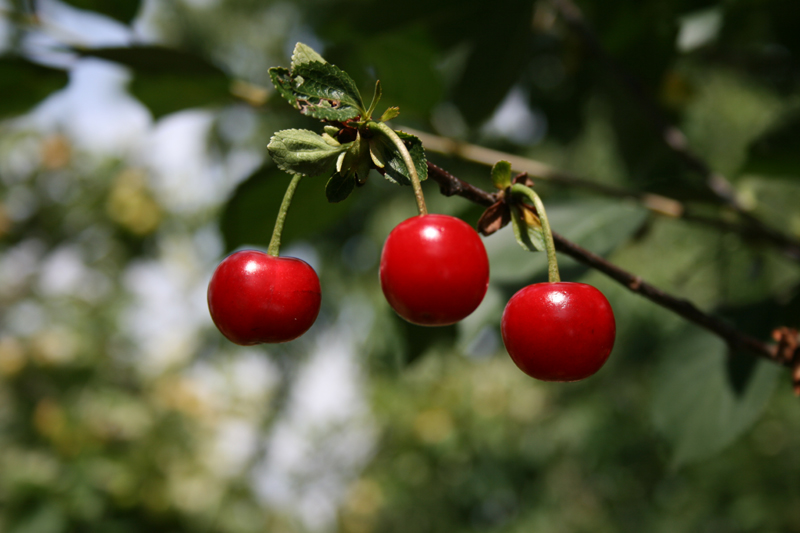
[426,162,790,369]
[549,0,800,261]
[407,126,684,216]
[407,126,800,261]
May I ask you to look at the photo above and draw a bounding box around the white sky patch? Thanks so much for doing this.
[481,85,546,146]
[121,236,214,376]
[252,301,377,532]
[140,110,230,214]
[677,7,723,52]
[36,245,87,296]
[36,244,112,303]
[207,417,260,478]
[187,351,280,478]
[33,0,133,49]
[30,58,151,156]
[0,0,13,53]
[187,348,280,417]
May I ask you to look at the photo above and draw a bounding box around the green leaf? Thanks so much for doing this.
[267,129,347,177]
[509,203,545,253]
[326,171,356,203]
[50,0,141,24]
[369,130,427,186]
[290,61,365,120]
[379,106,400,122]
[78,46,231,118]
[0,57,68,119]
[652,327,780,467]
[491,160,512,189]
[290,42,326,68]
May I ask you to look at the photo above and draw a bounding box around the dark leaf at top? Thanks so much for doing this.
[37,0,140,24]
[0,57,68,119]
[78,46,231,118]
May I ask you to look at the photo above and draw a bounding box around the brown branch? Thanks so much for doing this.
[408,127,800,261]
[408,127,684,217]
[427,161,790,369]
[549,0,800,262]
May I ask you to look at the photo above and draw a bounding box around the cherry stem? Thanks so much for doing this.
[370,121,427,216]
[510,183,561,283]
[267,173,302,257]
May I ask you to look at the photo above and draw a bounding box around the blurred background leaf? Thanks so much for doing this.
[652,328,781,467]
[0,58,68,119]
[79,47,232,118]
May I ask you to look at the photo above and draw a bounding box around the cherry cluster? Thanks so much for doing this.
[206,43,615,383]
[207,209,616,382]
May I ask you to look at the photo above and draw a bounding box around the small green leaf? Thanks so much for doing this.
[290,42,326,69]
[267,129,347,176]
[379,106,400,122]
[369,130,427,186]
[509,203,545,252]
[491,160,512,189]
[326,171,356,203]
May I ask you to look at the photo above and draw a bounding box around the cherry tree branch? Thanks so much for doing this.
[405,127,800,262]
[427,162,795,373]
[548,0,800,261]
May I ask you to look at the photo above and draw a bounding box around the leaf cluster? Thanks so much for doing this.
[266,43,427,203]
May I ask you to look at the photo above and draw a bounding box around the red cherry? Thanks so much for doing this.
[379,214,490,326]
[207,250,321,345]
[501,282,615,381]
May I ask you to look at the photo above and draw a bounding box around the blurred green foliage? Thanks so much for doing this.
[1,0,800,532]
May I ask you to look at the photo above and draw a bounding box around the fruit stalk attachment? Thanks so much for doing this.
[267,173,303,257]
[510,183,560,283]
[370,120,427,216]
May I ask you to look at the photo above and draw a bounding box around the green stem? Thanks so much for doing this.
[511,183,561,283]
[370,121,427,216]
[267,173,303,257]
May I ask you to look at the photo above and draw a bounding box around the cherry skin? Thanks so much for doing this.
[380,214,489,326]
[501,282,615,381]
[207,250,321,345]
